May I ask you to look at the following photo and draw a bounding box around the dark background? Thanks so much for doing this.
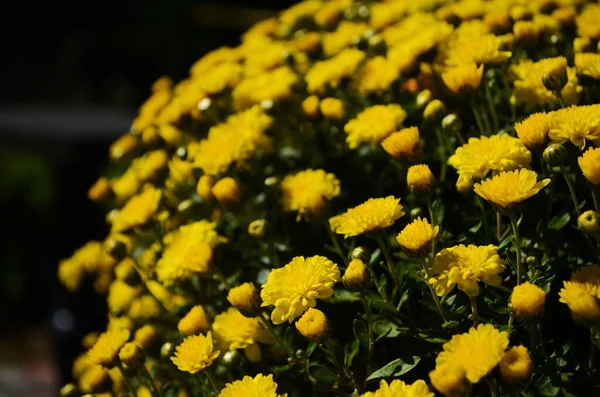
[0,1,295,394]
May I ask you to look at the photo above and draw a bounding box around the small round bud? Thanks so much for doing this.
[319,97,345,122]
[511,282,546,318]
[302,95,320,119]
[104,238,128,261]
[351,246,369,262]
[295,308,328,341]
[197,175,215,201]
[160,342,175,359]
[407,164,435,193]
[416,89,433,109]
[88,177,113,204]
[429,364,469,396]
[410,207,423,219]
[243,343,262,363]
[499,346,532,383]
[525,256,540,267]
[578,210,600,234]
[60,383,78,397]
[542,59,568,93]
[543,143,567,167]
[212,177,241,206]
[264,176,278,187]
[342,259,369,290]
[423,99,446,121]
[441,114,462,135]
[222,350,242,367]
[295,349,305,359]
[119,342,143,367]
[134,325,160,350]
[79,366,110,394]
[227,283,261,317]
[178,305,210,336]
[248,219,267,238]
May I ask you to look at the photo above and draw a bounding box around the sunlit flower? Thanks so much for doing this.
[360,379,434,397]
[549,105,600,148]
[134,325,159,350]
[145,281,188,312]
[280,0,322,27]
[171,332,219,374]
[260,255,340,324]
[515,112,552,148]
[218,374,287,397]
[178,305,211,336]
[87,329,131,366]
[344,105,407,149]
[575,53,600,79]
[330,196,404,237]
[107,280,142,313]
[429,363,469,396]
[319,97,345,121]
[429,245,506,297]
[212,177,241,206]
[442,63,483,94]
[128,295,161,320]
[511,282,546,318]
[111,187,162,232]
[396,217,438,254]
[306,48,365,94]
[381,127,420,160]
[295,308,328,341]
[232,67,298,109]
[499,346,532,382]
[576,4,600,40]
[407,164,435,192]
[434,324,509,383]
[559,265,600,320]
[449,134,531,181]
[322,21,368,56]
[212,308,273,351]
[369,1,406,30]
[79,365,109,393]
[281,169,341,219]
[342,259,368,290]
[302,95,320,118]
[314,0,350,27]
[352,56,400,94]
[445,34,512,66]
[111,169,140,203]
[474,169,550,209]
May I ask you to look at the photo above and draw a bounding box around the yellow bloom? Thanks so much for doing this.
[381,127,420,159]
[197,175,215,201]
[107,316,134,332]
[510,58,580,107]
[111,169,141,203]
[79,365,109,393]
[87,329,131,366]
[232,67,298,109]
[511,282,546,317]
[166,157,194,192]
[110,134,141,161]
[499,345,532,382]
[191,106,273,176]
[352,56,400,94]
[131,150,168,182]
[111,187,162,233]
[134,325,159,350]
[119,342,142,366]
[445,34,512,66]
[323,21,368,56]
[295,308,328,341]
[248,219,266,238]
[319,97,345,121]
[576,4,600,40]
[302,95,320,118]
[575,53,600,79]
[212,177,241,206]
[212,308,273,350]
[429,244,506,297]
[370,1,407,30]
[330,196,404,237]
[429,363,469,397]
[107,280,142,313]
[190,46,240,77]
[218,374,287,397]
[442,63,483,94]
[88,177,112,203]
[434,324,509,383]
[129,295,161,320]
[260,255,340,324]
[578,210,600,234]
[281,169,341,219]
[449,134,531,181]
[280,0,322,27]
[549,105,600,148]
[314,0,350,27]
[146,280,188,312]
[474,169,550,209]
[305,48,365,94]
[342,259,369,290]
[178,305,211,336]
[396,217,439,254]
[171,332,219,374]
[360,379,434,397]
[407,164,435,192]
[58,241,107,291]
[344,105,407,149]
[515,112,552,148]
[559,265,600,320]
[227,283,261,316]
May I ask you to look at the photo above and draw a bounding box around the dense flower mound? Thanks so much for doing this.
[59,1,600,396]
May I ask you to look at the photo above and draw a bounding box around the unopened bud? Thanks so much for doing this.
[227,283,261,317]
[543,143,567,167]
[423,99,446,121]
[416,89,433,109]
[578,210,600,234]
[442,114,463,135]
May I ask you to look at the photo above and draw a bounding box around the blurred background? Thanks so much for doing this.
[0,1,296,395]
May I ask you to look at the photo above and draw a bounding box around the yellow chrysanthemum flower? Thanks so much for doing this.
[330,196,404,238]
[396,217,439,254]
[107,280,142,313]
[281,169,341,219]
[510,58,581,107]
[407,164,435,192]
[578,210,600,234]
[232,67,298,109]
[227,282,261,316]
[171,332,219,374]
[559,265,600,320]
[381,127,420,160]
[79,365,109,393]
[344,105,407,149]
[111,168,141,203]
[342,258,369,290]
[295,308,328,341]
[194,61,241,94]
[111,187,162,232]
[314,0,351,27]
[360,379,434,397]
[280,0,322,27]
[576,4,600,40]
[473,169,550,209]
[260,255,340,324]
[212,177,241,206]
[429,363,469,396]
[575,53,600,79]
[306,48,365,94]
[515,112,552,148]
[134,325,159,350]
[128,295,161,320]
[218,374,287,397]
[178,305,211,336]
[445,34,512,66]
[132,150,168,182]
[442,63,483,94]
[352,56,400,94]
[448,134,531,181]
[429,244,506,297]
[499,345,532,382]
[549,105,600,148]
[320,97,345,121]
[434,324,509,383]
[322,21,368,56]
[212,308,273,351]
[87,329,131,366]
[511,282,546,318]
[369,1,407,30]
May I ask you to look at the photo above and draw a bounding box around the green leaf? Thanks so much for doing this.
[331,289,361,303]
[353,319,369,348]
[309,364,338,384]
[366,356,421,381]
[442,320,460,329]
[306,341,317,357]
[344,339,360,368]
[548,212,571,230]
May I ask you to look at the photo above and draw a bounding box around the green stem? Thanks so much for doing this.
[471,98,487,136]
[496,212,503,242]
[323,337,360,391]
[560,166,581,216]
[377,235,400,291]
[484,78,499,134]
[486,378,499,397]
[141,363,162,397]
[554,91,566,108]
[117,363,136,397]
[426,200,437,257]
[327,224,348,265]
[470,296,479,326]
[364,261,414,326]
[420,260,448,321]
[360,291,374,375]
[203,368,220,396]
[433,127,448,182]
[478,102,492,136]
[476,196,491,236]
[510,214,523,285]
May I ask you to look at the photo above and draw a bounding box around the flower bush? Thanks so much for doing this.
[59,1,600,396]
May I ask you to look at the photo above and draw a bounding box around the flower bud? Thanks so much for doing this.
[410,207,423,219]
[160,342,175,359]
[295,308,328,341]
[407,164,435,193]
[248,219,267,238]
[79,365,110,394]
[197,175,215,201]
[60,383,78,397]
[104,237,128,261]
[88,177,113,204]
[302,95,320,118]
[442,114,462,136]
[543,143,567,167]
[456,174,474,193]
[244,343,262,363]
[499,346,532,383]
[222,350,242,367]
[134,325,160,350]
[423,99,446,121]
[110,134,140,162]
[320,97,345,121]
[514,21,540,45]
[574,37,592,54]
[511,282,546,318]
[343,259,369,290]
[351,246,369,262]
[178,305,210,336]
[82,332,99,349]
[119,342,143,367]
[578,210,600,234]
[542,60,568,93]
[416,89,432,109]
[212,177,241,206]
[429,364,469,396]
[227,283,261,317]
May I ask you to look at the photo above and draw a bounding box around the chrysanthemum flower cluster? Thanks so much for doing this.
[59,1,600,396]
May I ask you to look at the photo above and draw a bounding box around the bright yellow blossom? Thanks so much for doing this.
[549,105,600,148]
[281,169,341,219]
[396,217,439,254]
[474,169,550,209]
[111,169,141,203]
[107,280,142,313]
[212,308,273,351]
[128,295,161,320]
[319,97,345,121]
[352,56,400,94]
[442,63,483,94]
[330,196,404,237]
[429,363,469,396]
[445,34,512,66]
[344,105,407,149]
[232,67,298,109]
[87,328,131,366]
[575,53,600,79]
[146,281,188,312]
[79,365,109,393]
[559,265,600,320]
[111,187,162,232]
[260,255,340,324]
[227,283,261,316]
[576,4,600,40]
[295,308,328,341]
[314,0,350,27]
[342,259,368,290]
[360,379,434,397]
[302,95,320,118]
[218,374,287,397]
[280,0,322,27]
[305,48,365,94]
[322,21,368,56]
[88,177,112,203]
[429,245,506,297]
[434,324,509,383]
[407,164,435,192]
[511,282,546,318]
[171,332,219,374]
[499,346,532,382]
[381,127,420,159]
[212,177,241,206]
[178,305,211,336]
[515,112,552,148]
